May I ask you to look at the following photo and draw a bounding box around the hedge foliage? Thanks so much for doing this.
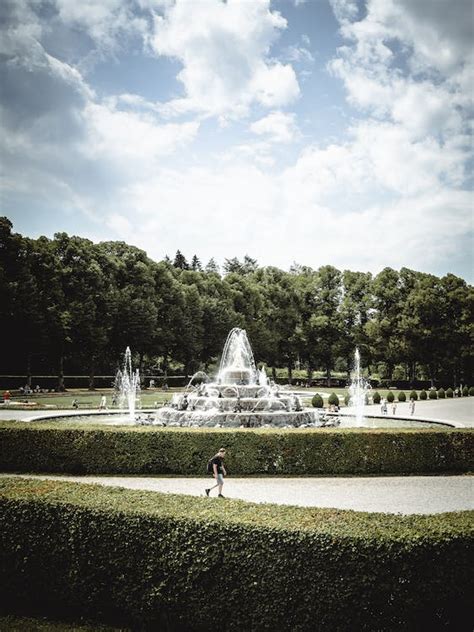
[429,390,438,400]
[1,477,473,632]
[328,392,339,406]
[469,386,474,396]
[372,391,381,404]
[0,422,472,476]
[446,388,454,398]
[463,386,469,396]
[398,391,406,402]
[420,389,428,400]
[311,394,324,408]
[386,391,395,403]
[438,388,446,399]
[410,390,418,401]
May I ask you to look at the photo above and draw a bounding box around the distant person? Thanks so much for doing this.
[3,390,11,405]
[72,399,79,409]
[409,398,415,416]
[392,402,397,415]
[99,395,107,409]
[205,448,227,498]
[149,379,155,389]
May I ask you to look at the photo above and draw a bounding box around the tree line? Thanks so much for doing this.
[0,217,472,388]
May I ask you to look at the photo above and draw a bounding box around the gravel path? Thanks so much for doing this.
[3,473,473,515]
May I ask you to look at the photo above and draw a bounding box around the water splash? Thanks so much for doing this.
[348,348,370,425]
[114,347,140,421]
[218,328,258,384]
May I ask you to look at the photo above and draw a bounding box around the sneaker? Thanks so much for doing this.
[205,489,210,496]
[218,494,225,498]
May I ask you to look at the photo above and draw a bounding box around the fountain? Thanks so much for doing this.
[348,348,370,426]
[155,328,323,428]
[114,347,141,422]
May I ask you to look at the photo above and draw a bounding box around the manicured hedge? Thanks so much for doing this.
[1,477,472,632]
[311,394,323,408]
[0,422,472,476]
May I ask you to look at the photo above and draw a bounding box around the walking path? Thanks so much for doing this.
[2,473,473,515]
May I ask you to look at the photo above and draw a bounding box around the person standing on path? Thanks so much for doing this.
[409,398,415,416]
[205,448,227,498]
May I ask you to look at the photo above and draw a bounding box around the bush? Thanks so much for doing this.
[420,390,427,400]
[462,386,469,397]
[429,390,438,400]
[0,422,472,476]
[328,393,339,407]
[410,390,418,401]
[311,394,324,408]
[1,477,472,632]
[446,388,454,398]
[372,391,381,404]
[469,387,474,396]
[386,391,395,403]
[398,391,406,402]
[438,388,446,399]
[344,393,350,406]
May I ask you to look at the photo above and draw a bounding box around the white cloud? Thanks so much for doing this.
[82,102,199,168]
[250,111,299,143]
[148,0,300,119]
[329,0,473,145]
[54,0,148,52]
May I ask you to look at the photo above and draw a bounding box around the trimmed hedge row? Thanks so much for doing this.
[0,422,473,475]
[1,477,472,631]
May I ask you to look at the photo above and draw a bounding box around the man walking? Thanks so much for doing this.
[205,448,227,498]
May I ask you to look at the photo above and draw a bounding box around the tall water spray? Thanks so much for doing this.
[115,347,140,421]
[348,348,369,425]
[218,328,258,384]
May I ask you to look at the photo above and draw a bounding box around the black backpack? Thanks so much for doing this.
[206,458,214,474]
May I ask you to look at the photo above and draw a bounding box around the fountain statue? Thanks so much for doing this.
[155,328,324,428]
[348,348,370,426]
[114,347,141,422]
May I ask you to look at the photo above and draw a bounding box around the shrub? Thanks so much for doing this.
[410,390,418,401]
[344,393,350,406]
[328,393,339,407]
[420,390,427,400]
[446,388,454,398]
[311,394,324,408]
[398,391,406,402]
[372,391,381,404]
[386,391,395,403]
[0,422,472,476]
[0,477,472,632]
[469,387,474,396]
[438,388,446,399]
[462,386,469,397]
[429,390,438,400]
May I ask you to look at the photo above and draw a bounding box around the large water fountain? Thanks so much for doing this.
[155,328,320,428]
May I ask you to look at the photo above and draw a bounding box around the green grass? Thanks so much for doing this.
[3,386,449,411]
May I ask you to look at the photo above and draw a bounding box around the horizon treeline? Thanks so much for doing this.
[1,217,472,388]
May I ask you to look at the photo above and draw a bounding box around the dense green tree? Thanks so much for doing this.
[0,219,471,388]
[173,250,189,270]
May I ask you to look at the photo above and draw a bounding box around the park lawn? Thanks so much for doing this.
[1,386,441,410]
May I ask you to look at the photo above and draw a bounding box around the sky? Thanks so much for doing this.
[1,0,473,280]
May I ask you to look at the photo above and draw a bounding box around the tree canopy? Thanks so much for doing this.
[0,218,472,387]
